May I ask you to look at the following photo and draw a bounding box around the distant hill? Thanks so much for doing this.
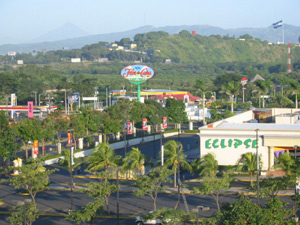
[33,22,90,42]
[0,24,299,55]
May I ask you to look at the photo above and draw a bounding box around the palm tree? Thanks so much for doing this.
[274,152,295,175]
[195,80,208,125]
[87,142,118,173]
[221,81,240,113]
[160,140,192,187]
[122,147,145,176]
[197,153,218,177]
[288,81,300,109]
[237,152,261,185]
[252,80,271,108]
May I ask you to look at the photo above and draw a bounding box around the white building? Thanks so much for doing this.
[198,108,300,173]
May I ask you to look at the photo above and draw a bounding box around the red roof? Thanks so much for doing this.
[149,92,201,101]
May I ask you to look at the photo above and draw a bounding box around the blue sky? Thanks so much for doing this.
[0,0,299,44]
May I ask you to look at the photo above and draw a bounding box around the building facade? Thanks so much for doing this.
[198,108,300,172]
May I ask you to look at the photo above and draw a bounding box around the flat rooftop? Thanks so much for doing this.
[217,123,300,130]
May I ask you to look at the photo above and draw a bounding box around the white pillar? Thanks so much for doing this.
[161,145,164,166]
[269,147,275,171]
[116,132,120,141]
[178,123,181,133]
[133,127,136,137]
[57,143,61,155]
[189,121,193,130]
[147,125,151,134]
[78,138,84,149]
[98,134,102,143]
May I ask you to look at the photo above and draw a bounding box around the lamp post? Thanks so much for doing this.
[175,144,181,209]
[255,129,259,204]
[116,167,120,225]
[33,91,37,106]
[294,145,298,161]
[70,146,74,211]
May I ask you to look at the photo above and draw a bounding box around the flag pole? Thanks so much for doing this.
[282,22,285,44]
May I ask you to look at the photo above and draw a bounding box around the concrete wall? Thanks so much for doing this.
[43,132,177,166]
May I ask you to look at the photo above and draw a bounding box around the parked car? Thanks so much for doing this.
[135,211,171,225]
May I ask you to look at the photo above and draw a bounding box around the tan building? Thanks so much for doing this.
[198,108,300,173]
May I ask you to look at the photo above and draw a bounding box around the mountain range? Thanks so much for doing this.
[0,23,299,55]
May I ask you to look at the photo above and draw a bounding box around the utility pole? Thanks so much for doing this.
[255,129,259,204]
[33,92,37,106]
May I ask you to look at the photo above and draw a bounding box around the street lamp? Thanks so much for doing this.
[192,206,210,225]
[255,129,259,204]
[175,144,181,209]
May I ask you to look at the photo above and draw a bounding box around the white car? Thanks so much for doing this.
[135,211,171,225]
[135,216,162,225]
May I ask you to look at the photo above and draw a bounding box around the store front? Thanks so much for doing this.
[198,109,300,172]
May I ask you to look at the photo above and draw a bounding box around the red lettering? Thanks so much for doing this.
[140,68,153,77]
[122,68,137,77]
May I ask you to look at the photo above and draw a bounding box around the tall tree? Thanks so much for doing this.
[16,118,43,159]
[252,80,272,108]
[0,111,15,166]
[87,142,119,173]
[134,167,172,210]
[165,98,188,124]
[122,147,145,176]
[237,152,261,185]
[221,81,240,113]
[274,152,295,175]
[195,80,209,125]
[192,171,232,211]
[9,158,57,204]
[195,153,218,177]
[287,80,300,109]
[160,140,192,187]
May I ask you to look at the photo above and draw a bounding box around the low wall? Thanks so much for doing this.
[43,132,177,166]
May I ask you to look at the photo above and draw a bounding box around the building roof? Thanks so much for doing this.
[250,74,265,83]
[217,123,300,131]
[141,89,201,101]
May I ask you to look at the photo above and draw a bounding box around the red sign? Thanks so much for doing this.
[67,131,73,145]
[33,140,39,155]
[127,122,133,134]
[241,77,248,86]
[28,101,33,118]
[163,117,168,128]
[142,118,148,130]
[120,65,156,83]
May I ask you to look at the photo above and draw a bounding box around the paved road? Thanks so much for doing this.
[1,134,299,224]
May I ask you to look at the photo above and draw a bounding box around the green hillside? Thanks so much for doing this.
[133,31,291,64]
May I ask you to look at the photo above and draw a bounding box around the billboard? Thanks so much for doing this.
[241,77,248,86]
[33,140,39,155]
[163,117,168,128]
[120,65,155,84]
[69,92,80,103]
[28,101,33,118]
[127,122,133,134]
[142,118,148,130]
[8,51,16,56]
[11,93,16,106]
[67,131,73,145]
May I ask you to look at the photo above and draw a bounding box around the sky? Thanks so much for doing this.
[0,0,300,44]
